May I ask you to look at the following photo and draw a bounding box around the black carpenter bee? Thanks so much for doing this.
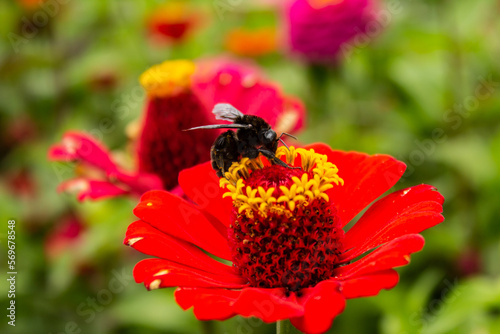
[185,103,297,177]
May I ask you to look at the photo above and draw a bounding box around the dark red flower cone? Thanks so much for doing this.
[137,60,217,190]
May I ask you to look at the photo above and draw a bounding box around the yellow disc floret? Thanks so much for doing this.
[220,147,343,217]
[140,60,196,98]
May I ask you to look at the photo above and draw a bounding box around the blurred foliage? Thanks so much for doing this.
[1,0,500,333]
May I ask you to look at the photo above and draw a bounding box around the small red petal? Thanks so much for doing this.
[175,287,241,320]
[232,288,304,322]
[290,281,345,334]
[335,234,425,278]
[306,143,407,227]
[124,221,239,277]
[50,131,161,200]
[341,184,444,262]
[178,162,233,226]
[115,171,163,195]
[48,146,75,161]
[58,178,128,201]
[338,269,399,299]
[52,132,119,174]
[134,190,231,260]
[133,259,247,289]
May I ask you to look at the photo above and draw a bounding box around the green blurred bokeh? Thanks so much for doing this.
[1,0,499,333]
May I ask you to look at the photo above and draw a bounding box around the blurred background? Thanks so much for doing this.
[1,0,500,333]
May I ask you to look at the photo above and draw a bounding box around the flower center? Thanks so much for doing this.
[221,147,345,292]
[140,60,195,97]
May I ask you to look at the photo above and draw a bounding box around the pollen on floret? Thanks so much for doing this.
[140,60,196,97]
[126,237,143,246]
[149,279,162,290]
[154,270,169,276]
[221,147,346,292]
[220,146,343,218]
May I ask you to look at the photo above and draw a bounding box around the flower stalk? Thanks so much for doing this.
[277,320,303,334]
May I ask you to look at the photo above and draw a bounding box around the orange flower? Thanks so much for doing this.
[225,27,277,57]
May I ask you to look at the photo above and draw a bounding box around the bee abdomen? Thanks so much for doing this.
[211,130,239,177]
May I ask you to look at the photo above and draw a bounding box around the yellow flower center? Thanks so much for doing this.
[139,60,196,98]
[220,147,344,218]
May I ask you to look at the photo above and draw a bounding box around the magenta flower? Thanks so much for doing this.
[49,58,305,201]
[286,0,378,63]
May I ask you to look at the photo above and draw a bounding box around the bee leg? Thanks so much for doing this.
[258,148,301,170]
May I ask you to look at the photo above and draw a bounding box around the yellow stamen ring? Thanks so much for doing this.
[220,147,343,217]
[140,60,196,98]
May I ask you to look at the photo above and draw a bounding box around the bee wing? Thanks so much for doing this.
[212,103,245,122]
[183,124,251,131]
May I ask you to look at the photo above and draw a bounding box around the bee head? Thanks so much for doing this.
[261,128,277,144]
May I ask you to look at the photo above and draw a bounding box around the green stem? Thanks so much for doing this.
[277,320,303,334]
[200,320,215,334]
[306,63,330,124]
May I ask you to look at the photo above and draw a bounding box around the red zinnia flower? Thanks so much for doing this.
[48,59,305,201]
[124,143,444,334]
[146,1,202,44]
[285,0,379,63]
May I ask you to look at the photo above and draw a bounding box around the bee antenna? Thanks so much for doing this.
[183,124,252,131]
[278,132,298,141]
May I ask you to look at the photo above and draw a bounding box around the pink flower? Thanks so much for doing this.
[49,58,306,201]
[286,0,378,63]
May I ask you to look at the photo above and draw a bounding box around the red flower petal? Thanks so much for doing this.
[124,220,238,277]
[133,259,247,289]
[175,287,241,320]
[115,171,163,195]
[178,162,233,226]
[306,143,407,227]
[58,178,128,201]
[338,269,399,299]
[290,281,345,334]
[133,190,232,260]
[49,131,163,199]
[341,184,444,262]
[232,288,304,322]
[48,132,119,174]
[335,234,425,278]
